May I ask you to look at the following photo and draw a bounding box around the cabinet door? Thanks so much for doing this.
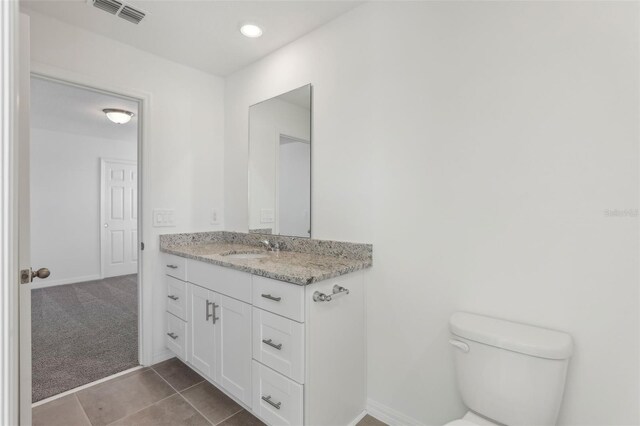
[216,294,252,406]
[187,283,218,381]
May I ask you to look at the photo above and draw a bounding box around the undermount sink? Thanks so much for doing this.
[222,252,268,260]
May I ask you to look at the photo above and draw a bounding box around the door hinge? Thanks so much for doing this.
[141,242,145,251]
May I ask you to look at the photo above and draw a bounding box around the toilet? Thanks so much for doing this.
[446,312,573,426]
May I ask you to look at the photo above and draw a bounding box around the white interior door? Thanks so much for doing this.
[101,159,137,278]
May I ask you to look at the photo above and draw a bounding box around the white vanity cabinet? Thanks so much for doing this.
[162,253,366,426]
[186,283,218,380]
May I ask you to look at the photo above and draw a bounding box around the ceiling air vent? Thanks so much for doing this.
[118,6,145,24]
[90,0,147,24]
[93,0,121,15]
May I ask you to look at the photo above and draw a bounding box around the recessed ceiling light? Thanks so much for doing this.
[103,108,134,124]
[240,23,263,38]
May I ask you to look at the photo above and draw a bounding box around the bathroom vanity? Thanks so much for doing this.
[160,232,372,426]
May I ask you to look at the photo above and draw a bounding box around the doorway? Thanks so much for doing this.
[29,76,141,403]
[277,134,310,237]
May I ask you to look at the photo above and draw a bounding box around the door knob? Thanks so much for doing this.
[104,223,109,228]
[32,268,50,280]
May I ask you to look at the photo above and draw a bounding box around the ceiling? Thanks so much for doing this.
[21,0,362,76]
[31,77,139,141]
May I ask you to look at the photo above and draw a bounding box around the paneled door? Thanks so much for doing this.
[101,159,138,277]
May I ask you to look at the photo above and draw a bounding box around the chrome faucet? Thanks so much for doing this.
[261,239,280,252]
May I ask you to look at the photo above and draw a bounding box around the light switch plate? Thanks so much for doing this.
[153,209,175,227]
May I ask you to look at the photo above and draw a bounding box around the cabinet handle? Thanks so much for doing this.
[262,338,282,350]
[167,332,178,340]
[261,293,282,302]
[261,395,281,410]
[167,295,179,301]
[166,264,178,269]
[206,300,220,324]
[206,300,212,321]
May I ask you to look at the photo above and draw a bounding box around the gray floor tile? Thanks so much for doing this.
[33,394,91,426]
[181,381,242,424]
[76,369,175,425]
[357,414,388,426]
[152,357,205,391]
[218,410,265,426]
[107,394,211,426]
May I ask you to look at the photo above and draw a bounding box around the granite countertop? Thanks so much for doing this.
[160,233,372,286]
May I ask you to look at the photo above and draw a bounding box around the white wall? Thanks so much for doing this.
[25,9,225,363]
[249,98,310,233]
[30,128,136,286]
[224,2,639,425]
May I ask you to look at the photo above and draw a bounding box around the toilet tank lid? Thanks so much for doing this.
[449,312,573,360]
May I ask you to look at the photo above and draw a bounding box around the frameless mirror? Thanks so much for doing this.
[248,84,311,238]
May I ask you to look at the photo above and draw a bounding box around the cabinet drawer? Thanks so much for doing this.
[166,312,187,360]
[252,275,304,322]
[252,361,303,426]
[164,254,187,280]
[252,307,304,383]
[188,260,251,303]
[166,276,186,320]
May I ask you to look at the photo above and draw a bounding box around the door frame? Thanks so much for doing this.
[28,63,153,372]
[0,2,20,425]
[100,158,138,279]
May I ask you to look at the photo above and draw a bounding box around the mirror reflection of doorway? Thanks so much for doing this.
[277,135,310,238]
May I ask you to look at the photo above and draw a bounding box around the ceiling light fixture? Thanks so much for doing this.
[103,108,134,124]
[240,23,263,38]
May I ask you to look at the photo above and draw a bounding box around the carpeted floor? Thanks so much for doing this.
[31,274,138,402]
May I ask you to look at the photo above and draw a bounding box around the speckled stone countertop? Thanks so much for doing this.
[159,232,372,286]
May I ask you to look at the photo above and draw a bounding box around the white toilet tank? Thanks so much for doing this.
[449,312,573,426]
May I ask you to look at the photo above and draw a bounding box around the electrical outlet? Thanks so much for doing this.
[211,208,220,225]
[260,209,274,223]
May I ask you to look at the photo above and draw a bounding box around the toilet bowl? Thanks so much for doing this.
[445,312,573,426]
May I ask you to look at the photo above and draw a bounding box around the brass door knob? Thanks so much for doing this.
[32,268,50,280]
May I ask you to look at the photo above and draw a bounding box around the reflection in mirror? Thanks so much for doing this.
[249,85,311,238]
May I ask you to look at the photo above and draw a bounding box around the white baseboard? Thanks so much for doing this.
[31,274,102,289]
[366,398,425,426]
[151,349,174,365]
[347,410,368,426]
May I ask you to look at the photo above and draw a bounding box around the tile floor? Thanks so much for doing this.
[33,357,385,426]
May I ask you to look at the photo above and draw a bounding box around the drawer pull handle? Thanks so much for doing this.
[167,295,179,301]
[166,264,178,269]
[262,338,282,350]
[261,395,281,410]
[313,285,350,302]
[206,300,220,324]
[167,332,178,340]
[261,293,282,302]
